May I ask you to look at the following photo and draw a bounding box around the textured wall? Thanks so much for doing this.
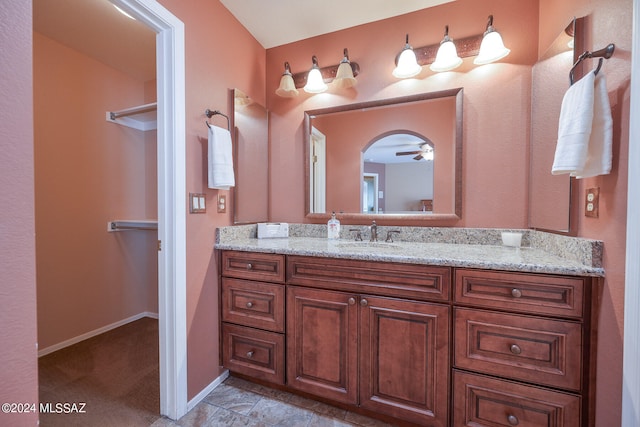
[0,1,39,426]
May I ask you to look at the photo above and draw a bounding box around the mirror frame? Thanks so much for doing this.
[304,87,463,222]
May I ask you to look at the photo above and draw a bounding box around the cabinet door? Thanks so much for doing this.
[360,296,450,427]
[286,286,358,404]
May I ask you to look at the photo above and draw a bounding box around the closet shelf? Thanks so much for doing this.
[106,102,157,131]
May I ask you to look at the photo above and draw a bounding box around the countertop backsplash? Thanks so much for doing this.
[215,223,603,275]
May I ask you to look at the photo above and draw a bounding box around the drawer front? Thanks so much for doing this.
[453,371,581,427]
[454,308,582,390]
[221,251,285,283]
[222,278,285,332]
[455,269,585,318]
[287,255,451,302]
[222,323,284,385]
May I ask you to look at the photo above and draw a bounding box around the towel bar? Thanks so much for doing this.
[205,109,230,130]
[569,43,615,85]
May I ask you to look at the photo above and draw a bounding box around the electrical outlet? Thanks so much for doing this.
[585,187,599,218]
[217,194,227,213]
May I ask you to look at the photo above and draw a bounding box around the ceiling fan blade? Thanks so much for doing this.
[413,154,423,161]
[395,150,421,156]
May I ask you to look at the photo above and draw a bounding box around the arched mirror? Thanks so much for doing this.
[305,88,462,221]
[362,132,434,214]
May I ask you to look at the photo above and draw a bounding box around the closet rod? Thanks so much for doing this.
[109,102,157,120]
[108,220,158,232]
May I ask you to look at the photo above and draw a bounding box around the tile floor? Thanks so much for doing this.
[151,376,396,427]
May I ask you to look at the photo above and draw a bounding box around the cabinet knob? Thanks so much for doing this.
[360,298,368,307]
[246,351,254,358]
[507,414,519,425]
[246,302,253,308]
[348,297,356,305]
[511,288,522,298]
[246,263,253,270]
[510,344,522,355]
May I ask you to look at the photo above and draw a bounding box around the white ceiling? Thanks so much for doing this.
[219,0,454,49]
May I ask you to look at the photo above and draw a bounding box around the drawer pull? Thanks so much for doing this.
[507,414,519,425]
[246,350,254,358]
[246,302,253,309]
[360,298,368,307]
[510,344,522,355]
[348,297,356,305]
[246,263,253,270]
[511,288,522,298]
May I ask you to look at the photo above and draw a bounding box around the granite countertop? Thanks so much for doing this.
[215,225,605,277]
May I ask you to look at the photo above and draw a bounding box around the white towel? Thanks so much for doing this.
[575,73,613,178]
[551,70,595,175]
[207,125,235,189]
[551,70,613,178]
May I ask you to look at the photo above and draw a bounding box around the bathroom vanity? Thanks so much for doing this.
[216,226,603,427]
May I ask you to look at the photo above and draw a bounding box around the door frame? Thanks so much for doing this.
[110,0,187,420]
[623,0,640,424]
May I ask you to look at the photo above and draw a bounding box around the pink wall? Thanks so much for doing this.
[266,0,538,227]
[33,32,158,350]
[539,0,632,425]
[155,0,266,399]
[0,1,39,426]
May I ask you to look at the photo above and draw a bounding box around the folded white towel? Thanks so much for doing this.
[207,125,235,189]
[574,73,612,178]
[552,70,595,175]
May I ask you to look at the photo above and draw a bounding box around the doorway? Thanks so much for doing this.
[32,0,187,420]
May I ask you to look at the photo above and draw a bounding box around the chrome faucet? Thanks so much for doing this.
[370,220,378,242]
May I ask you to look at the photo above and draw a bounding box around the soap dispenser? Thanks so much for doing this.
[327,212,340,239]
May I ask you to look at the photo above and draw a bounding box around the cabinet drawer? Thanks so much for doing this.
[222,323,284,385]
[221,251,285,283]
[222,278,285,332]
[287,255,450,301]
[455,269,584,318]
[453,371,581,427]
[454,308,582,390]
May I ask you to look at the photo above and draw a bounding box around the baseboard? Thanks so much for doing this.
[187,369,229,412]
[37,311,159,357]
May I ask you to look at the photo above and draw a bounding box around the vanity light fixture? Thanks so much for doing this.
[334,48,357,88]
[304,56,329,94]
[393,34,423,78]
[474,15,511,65]
[275,52,360,97]
[275,62,299,98]
[430,25,463,72]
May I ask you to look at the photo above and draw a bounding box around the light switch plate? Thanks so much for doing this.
[585,187,599,218]
[189,193,206,213]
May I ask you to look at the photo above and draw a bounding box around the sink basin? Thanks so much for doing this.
[335,241,401,250]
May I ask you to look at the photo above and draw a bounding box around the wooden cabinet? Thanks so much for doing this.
[286,286,449,427]
[221,251,286,384]
[359,295,449,426]
[286,287,358,404]
[453,268,599,427]
[453,371,581,427]
[219,251,599,427]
